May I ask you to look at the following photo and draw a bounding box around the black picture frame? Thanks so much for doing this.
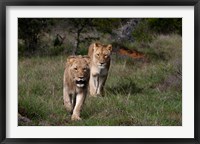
[0,0,199,144]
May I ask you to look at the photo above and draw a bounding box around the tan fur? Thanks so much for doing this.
[88,43,112,96]
[63,55,90,121]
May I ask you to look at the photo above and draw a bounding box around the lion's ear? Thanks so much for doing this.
[83,56,90,65]
[106,44,112,52]
[93,43,100,51]
[93,43,97,51]
[67,56,76,65]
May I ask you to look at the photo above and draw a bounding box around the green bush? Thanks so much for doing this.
[49,45,65,56]
[147,18,182,35]
[132,19,155,43]
[132,18,182,43]
[76,42,90,55]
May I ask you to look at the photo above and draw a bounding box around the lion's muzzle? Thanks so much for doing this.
[98,63,106,69]
[76,79,87,87]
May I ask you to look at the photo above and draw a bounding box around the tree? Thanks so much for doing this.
[54,34,66,46]
[68,19,93,54]
[18,18,129,56]
[18,18,54,54]
[68,18,123,54]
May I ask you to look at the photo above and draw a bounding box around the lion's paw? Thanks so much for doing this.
[71,115,82,121]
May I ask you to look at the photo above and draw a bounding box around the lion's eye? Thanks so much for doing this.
[83,68,87,71]
[104,55,108,58]
[74,67,77,71]
[96,54,100,57]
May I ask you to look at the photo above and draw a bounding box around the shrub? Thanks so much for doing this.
[148,18,182,35]
[132,18,182,44]
[132,19,155,43]
[49,45,65,56]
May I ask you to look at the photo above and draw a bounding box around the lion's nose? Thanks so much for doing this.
[79,76,84,79]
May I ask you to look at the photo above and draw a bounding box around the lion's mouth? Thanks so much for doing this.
[98,63,106,68]
[76,79,86,87]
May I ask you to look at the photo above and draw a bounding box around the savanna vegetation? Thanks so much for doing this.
[18,18,182,126]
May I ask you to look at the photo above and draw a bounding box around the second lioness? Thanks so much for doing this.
[88,43,112,96]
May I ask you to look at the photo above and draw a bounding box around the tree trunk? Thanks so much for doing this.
[72,30,81,55]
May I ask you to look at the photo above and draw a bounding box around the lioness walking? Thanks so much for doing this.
[63,55,90,121]
[88,43,112,96]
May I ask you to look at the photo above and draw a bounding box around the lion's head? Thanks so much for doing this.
[92,43,112,68]
[67,55,90,88]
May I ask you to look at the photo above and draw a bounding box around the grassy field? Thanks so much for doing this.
[18,34,182,126]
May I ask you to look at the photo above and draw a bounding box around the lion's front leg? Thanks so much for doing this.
[71,93,86,121]
[97,75,107,96]
[63,86,73,113]
[89,74,98,96]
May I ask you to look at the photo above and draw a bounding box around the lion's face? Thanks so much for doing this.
[67,56,90,88]
[93,43,112,69]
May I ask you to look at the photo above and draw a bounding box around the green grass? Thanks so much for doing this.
[18,34,182,126]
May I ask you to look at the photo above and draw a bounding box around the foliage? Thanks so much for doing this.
[148,18,182,35]
[132,18,182,43]
[18,18,55,54]
[132,19,155,43]
[18,18,124,56]
[49,45,65,56]
[18,18,182,57]
[92,18,123,33]
[68,18,123,54]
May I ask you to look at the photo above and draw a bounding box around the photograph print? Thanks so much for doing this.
[18,18,182,126]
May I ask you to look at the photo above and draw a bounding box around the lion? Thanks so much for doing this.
[88,42,112,96]
[63,55,90,121]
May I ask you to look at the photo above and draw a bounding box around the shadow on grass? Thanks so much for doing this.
[106,78,143,95]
